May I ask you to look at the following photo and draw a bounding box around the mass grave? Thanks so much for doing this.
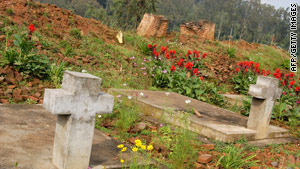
[109,76,290,144]
[0,71,151,169]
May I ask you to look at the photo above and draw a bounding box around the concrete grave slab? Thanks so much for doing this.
[0,104,151,169]
[109,89,290,143]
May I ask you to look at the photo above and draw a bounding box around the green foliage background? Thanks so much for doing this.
[34,0,300,53]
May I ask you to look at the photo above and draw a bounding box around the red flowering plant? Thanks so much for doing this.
[232,61,269,95]
[2,23,50,79]
[145,44,225,107]
[272,69,300,114]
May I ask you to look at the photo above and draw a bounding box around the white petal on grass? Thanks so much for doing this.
[140,92,144,97]
[128,96,132,99]
[166,92,170,96]
[185,99,191,104]
[81,70,87,73]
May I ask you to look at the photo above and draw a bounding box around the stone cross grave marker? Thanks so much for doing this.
[43,71,114,169]
[247,76,282,139]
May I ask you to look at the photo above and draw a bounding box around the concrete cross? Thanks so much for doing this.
[43,71,114,169]
[247,76,282,139]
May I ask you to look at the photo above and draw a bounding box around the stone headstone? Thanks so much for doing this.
[247,76,282,139]
[137,13,168,38]
[180,20,215,41]
[43,71,114,169]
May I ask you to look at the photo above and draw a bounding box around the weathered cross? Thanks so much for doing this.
[247,76,282,139]
[43,71,114,169]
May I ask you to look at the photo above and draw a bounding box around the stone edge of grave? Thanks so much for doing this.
[108,88,290,143]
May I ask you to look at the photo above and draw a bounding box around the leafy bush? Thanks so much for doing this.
[3,29,50,79]
[69,28,82,39]
[232,61,268,95]
[216,146,258,169]
[49,62,66,87]
[227,47,236,58]
[145,44,226,107]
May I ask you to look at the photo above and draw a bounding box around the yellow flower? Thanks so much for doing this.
[120,159,124,163]
[136,142,142,147]
[121,147,127,152]
[141,145,146,150]
[132,147,138,152]
[135,139,141,144]
[147,145,153,151]
[117,144,124,149]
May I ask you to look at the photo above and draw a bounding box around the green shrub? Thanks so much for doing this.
[3,32,50,79]
[6,8,14,16]
[69,28,82,39]
[216,146,258,169]
[49,62,66,87]
[145,44,226,107]
[227,47,236,58]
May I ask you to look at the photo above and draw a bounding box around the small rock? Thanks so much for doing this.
[33,92,42,98]
[130,122,147,133]
[271,161,278,167]
[194,162,203,169]
[28,96,39,102]
[28,82,33,87]
[288,155,296,165]
[128,137,136,144]
[14,71,22,82]
[198,154,212,164]
[0,99,9,104]
[6,77,17,85]
[7,85,16,89]
[32,78,41,85]
[202,144,214,150]
[5,89,13,94]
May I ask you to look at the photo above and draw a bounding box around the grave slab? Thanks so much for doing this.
[0,104,150,169]
[109,89,290,143]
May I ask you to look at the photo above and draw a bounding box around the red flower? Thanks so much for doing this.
[290,81,296,86]
[289,72,295,78]
[193,50,200,58]
[200,76,203,81]
[254,63,259,69]
[281,81,286,86]
[170,66,176,72]
[185,62,193,70]
[202,53,207,58]
[193,68,199,75]
[245,68,248,72]
[161,46,167,53]
[238,62,243,66]
[266,70,271,75]
[236,68,240,72]
[166,53,170,59]
[172,50,176,55]
[275,68,281,73]
[152,50,157,55]
[29,24,35,33]
[255,68,260,73]
[147,44,152,49]
[178,59,184,67]
[295,86,300,95]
